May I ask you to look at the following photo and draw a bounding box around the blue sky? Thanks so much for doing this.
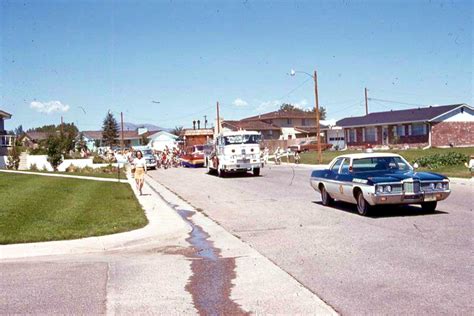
[1,0,472,131]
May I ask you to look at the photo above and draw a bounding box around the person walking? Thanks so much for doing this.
[132,150,147,195]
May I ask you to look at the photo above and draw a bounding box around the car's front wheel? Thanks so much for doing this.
[320,186,334,206]
[421,201,437,213]
[356,191,371,216]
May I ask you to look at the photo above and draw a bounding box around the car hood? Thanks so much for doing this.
[353,170,447,184]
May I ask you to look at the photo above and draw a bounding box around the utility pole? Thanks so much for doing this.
[120,112,124,154]
[216,101,220,134]
[313,70,322,164]
[60,116,64,134]
[204,115,207,129]
[365,87,369,115]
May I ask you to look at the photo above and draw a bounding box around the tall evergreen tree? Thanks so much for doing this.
[102,112,119,146]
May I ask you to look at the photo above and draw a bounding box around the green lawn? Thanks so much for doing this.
[0,173,147,244]
[298,147,474,178]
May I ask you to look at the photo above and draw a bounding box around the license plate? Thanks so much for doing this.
[424,194,437,202]
[238,159,250,163]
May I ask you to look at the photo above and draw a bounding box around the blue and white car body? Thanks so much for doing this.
[310,153,451,215]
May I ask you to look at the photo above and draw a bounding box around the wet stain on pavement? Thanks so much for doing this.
[145,182,249,315]
[177,209,249,316]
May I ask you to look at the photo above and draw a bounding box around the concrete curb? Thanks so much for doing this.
[0,175,190,260]
[0,169,129,183]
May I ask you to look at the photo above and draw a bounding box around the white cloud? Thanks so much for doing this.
[30,100,70,114]
[232,98,248,107]
[293,99,309,110]
[256,99,281,112]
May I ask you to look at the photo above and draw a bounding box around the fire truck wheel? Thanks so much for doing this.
[217,167,226,177]
[253,168,260,176]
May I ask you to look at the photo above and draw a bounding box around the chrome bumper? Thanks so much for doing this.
[367,191,451,205]
[222,162,261,172]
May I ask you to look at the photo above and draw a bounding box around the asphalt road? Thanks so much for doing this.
[149,164,473,315]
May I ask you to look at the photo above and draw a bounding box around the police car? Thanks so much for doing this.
[310,153,451,216]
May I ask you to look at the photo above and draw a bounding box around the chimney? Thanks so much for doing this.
[193,120,196,130]
[197,120,201,129]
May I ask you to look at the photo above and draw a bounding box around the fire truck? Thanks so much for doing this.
[204,130,263,177]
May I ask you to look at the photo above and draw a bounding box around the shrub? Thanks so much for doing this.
[29,163,39,171]
[413,152,468,169]
[66,164,78,173]
[93,156,106,164]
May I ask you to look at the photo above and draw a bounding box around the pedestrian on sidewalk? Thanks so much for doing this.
[132,150,147,195]
[295,150,301,164]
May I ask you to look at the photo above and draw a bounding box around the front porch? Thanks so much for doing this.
[0,134,16,155]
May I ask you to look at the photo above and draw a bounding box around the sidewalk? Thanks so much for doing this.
[0,174,190,259]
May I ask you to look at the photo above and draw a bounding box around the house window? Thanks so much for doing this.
[393,125,405,137]
[268,130,273,136]
[347,129,357,143]
[287,118,292,125]
[411,123,427,136]
[302,118,307,126]
[365,127,377,142]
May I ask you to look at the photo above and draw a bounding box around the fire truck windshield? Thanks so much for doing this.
[224,134,261,145]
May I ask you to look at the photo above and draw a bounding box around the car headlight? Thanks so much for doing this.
[377,186,384,193]
[385,185,392,193]
[443,182,449,190]
[436,182,443,189]
[429,183,436,190]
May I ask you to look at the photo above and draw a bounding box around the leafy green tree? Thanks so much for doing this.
[140,133,149,145]
[46,135,64,171]
[7,145,21,170]
[279,103,326,120]
[102,112,119,146]
[171,126,184,136]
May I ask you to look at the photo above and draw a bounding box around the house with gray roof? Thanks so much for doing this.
[336,103,474,148]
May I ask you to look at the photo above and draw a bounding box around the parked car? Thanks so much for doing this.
[310,153,451,216]
[132,146,157,169]
[289,140,332,152]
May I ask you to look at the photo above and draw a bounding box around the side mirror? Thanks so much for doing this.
[413,162,419,169]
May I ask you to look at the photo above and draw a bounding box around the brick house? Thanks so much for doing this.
[0,109,14,156]
[223,109,323,140]
[336,103,474,148]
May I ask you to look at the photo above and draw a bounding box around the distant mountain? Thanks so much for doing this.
[122,122,170,132]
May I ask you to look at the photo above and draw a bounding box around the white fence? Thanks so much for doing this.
[25,155,123,171]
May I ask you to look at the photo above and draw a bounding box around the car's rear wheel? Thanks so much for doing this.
[320,186,334,206]
[356,191,371,216]
[421,201,437,213]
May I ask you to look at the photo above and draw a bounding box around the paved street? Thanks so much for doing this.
[149,164,473,315]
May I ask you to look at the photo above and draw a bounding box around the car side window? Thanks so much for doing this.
[340,158,350,174]
[331,158,343,173]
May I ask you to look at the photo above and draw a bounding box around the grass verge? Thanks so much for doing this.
[0,173,147,244]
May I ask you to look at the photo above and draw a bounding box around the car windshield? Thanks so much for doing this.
[352,156,412,172]
[224,134,261,145]
[143,150,153,156]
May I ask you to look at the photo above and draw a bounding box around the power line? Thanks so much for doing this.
[368,97,427,107]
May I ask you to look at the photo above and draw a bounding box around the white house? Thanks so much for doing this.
[148,131,179,151]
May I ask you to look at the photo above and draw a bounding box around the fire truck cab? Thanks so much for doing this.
[205,130,263,177]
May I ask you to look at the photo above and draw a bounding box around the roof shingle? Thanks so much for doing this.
[336,104,465,127]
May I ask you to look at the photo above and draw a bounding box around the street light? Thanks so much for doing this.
[290,69,322,164]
